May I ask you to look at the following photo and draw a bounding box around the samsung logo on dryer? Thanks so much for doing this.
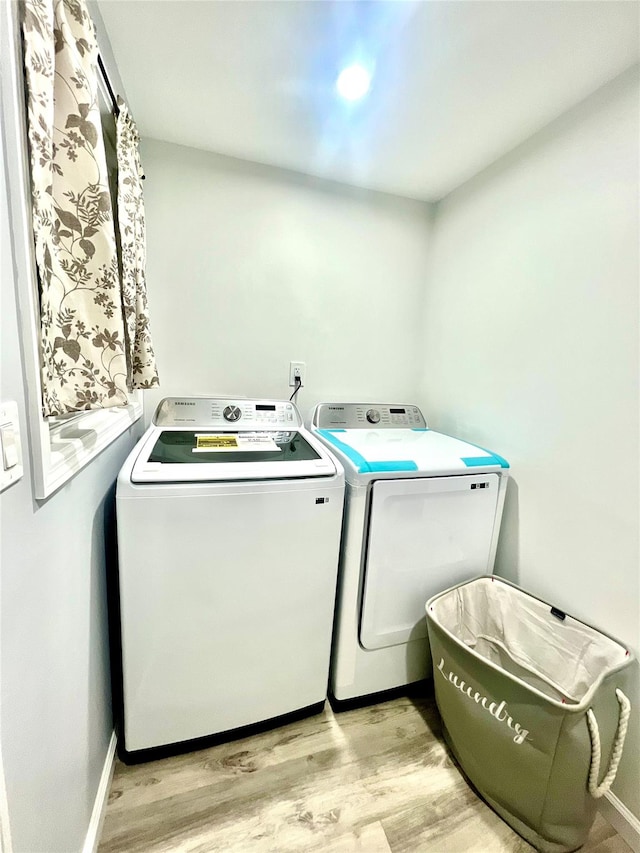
[327,407,345,411]
[175,402,196,406]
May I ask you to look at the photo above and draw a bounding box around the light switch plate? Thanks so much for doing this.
[0,401,23,492]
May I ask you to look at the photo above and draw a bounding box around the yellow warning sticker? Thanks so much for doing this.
[195,435,238,450]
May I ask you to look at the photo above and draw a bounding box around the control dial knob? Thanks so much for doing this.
[223,405,242,422]
[366,408,381,424]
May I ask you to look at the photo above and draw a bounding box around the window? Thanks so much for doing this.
[1,1,141,499]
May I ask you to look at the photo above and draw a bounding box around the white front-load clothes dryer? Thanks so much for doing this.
[309,402,509,705]
[115,397,344,760]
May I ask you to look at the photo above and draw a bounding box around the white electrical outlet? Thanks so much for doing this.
[289,361,306,387]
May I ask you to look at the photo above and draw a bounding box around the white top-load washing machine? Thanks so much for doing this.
[309,402,509,704]
[115,397,344,760]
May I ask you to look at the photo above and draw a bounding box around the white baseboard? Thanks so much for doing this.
[0,742,13,853]
[600,791,640,852]
[82,731,117,853]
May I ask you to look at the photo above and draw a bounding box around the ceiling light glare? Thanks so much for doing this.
[336,64,371,101]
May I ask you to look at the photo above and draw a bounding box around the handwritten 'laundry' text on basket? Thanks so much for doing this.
[436,657,529,745]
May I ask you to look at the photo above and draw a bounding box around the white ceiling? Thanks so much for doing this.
[99,1,639,202]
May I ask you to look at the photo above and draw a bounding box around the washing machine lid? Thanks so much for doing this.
[130,397,339,483]
[311,403,509,479]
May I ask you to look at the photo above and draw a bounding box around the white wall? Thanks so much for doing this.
[0,32,143,853]
[420,66,640,815]
[140,139,433,421]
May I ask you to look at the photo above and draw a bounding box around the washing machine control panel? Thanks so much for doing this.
[314,403,427,429]
[153,398,302,428]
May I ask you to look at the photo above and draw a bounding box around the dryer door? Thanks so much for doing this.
[359,474,500,651]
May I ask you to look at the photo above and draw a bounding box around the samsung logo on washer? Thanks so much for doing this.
[175,402,196,406]
[326,406,347,425]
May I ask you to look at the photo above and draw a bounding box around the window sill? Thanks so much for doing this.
[39,401,142,499]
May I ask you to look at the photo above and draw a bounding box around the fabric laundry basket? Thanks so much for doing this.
[425,576,633,853]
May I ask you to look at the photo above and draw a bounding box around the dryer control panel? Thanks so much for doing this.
[153,397,302,428]
[313,403,427,430]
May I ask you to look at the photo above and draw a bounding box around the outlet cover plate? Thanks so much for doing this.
[289,361,306,387]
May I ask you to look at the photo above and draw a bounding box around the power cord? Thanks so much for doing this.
[289,376,303,403]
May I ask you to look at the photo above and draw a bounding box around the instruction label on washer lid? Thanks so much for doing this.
[192,433,280,452]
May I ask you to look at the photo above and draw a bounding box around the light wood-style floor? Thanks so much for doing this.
[99,688,630,853]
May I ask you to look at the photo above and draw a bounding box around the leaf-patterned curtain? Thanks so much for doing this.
[116,98,159,389]
[21,0,158,416]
